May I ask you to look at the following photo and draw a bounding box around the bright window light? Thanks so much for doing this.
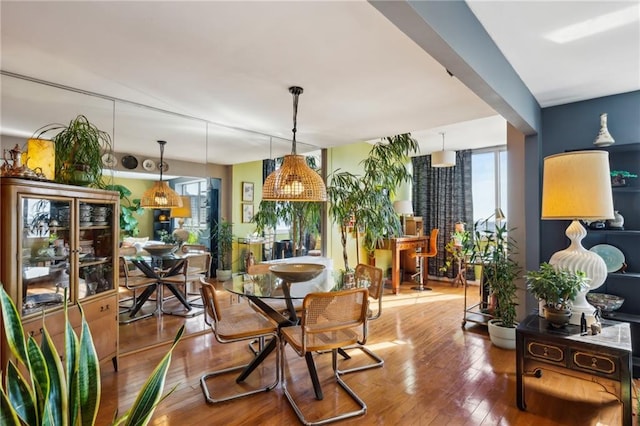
[546,4,640,44]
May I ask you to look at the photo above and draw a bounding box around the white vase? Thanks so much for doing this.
[488,319,517,350]
[593,112,615,147]
[608,210,624,229]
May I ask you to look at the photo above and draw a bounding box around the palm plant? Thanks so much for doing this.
[327,133,419,270]
[0,286,183,425]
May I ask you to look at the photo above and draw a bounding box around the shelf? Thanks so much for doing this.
[607,272,640,279]
[612,187,640,193]
[586,229,640,235]
[601,311,640,324]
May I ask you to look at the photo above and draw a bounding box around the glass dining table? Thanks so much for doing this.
[223,267,332,400]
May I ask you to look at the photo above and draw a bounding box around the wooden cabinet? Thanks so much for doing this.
[1,178,119,370]
[582,143,640,376]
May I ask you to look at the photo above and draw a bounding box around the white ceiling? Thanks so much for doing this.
[1,1,638,168]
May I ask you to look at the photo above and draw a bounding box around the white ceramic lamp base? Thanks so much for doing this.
[549,220,607,326]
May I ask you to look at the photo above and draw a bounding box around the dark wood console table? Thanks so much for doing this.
[516,314,632,425]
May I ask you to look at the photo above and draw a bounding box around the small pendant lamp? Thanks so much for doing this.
[262,86,327,202]
[431,132,456,168]
[140,140,183,208]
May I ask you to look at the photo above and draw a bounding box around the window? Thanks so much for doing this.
[472,147,507,229]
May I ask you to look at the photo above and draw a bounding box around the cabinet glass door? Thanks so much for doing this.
[21,197,72,316]
[77,200,115,300]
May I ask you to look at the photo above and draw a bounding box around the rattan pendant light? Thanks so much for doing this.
[140,140,183,208]
[262,86,327,202]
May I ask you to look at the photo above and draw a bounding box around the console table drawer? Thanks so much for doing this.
[526,339,566,366]
[572,350,619,379]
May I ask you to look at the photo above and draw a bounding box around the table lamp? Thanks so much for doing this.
[393,200,413,235]
[26,138,55,180]
[541,150,614,325]
[171,196,192,243]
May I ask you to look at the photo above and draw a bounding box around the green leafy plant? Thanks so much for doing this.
[327,133,419,269]
[212,219,234,270]
[104,184,143,238]
[610,170,638,178]
[0,285,183,425]
[524,262,589,311]
[34,115,113,187]
[473,220,521,328]
[157,229,177,245]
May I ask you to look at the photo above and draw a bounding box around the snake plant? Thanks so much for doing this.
[0,285,183,425]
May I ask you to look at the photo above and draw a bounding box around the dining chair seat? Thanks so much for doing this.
[199,279,280,404]
[280,288,369,425]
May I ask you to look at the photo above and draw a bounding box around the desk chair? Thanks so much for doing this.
[280,288,369,425]
[336,264,385,374]
[159,252,211,316]
[409,228,439,291]
[199,280,280,403]
[118,256,157,324]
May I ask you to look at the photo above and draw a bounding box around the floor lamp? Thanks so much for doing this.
[541,150,614,325]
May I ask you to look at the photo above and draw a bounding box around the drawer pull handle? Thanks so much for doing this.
[100,304,110,312]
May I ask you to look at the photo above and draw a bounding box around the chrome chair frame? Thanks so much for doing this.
[280,288,369,425]
[337,263,385,375]
[199,279,280,403]
[117,256,157,324]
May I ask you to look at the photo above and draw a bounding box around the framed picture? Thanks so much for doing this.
[242,203,254,223]
[242,181,254,202]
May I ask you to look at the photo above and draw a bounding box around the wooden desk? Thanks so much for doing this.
[516,314,632,425]
[387,236,428,294]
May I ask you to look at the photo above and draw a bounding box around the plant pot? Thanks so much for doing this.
[544,307,571,328]
[488,319,517,350]
[216,269,232,282]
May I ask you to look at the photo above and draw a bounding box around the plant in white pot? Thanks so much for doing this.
[213,219,234,281]
[473,220,521,349]
[525,262,589,328]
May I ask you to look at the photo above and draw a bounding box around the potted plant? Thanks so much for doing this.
[0,285,183,425]
[472,219,521,349]
[34,114,113,187]
[213,218,234,281]
[610,170,638,187]
[525,262,589,328]
[327,133,419,270]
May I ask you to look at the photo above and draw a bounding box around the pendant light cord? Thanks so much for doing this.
[439,132,445,150]
[289,86,303,155]
[158,140,166,181]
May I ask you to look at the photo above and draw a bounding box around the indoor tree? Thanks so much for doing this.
[327,133,419,270]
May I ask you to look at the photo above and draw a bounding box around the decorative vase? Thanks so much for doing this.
[593,112,615,147]
[608,210,624,229]
[544,307,571,328]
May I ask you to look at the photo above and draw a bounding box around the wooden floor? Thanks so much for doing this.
[104,280,638,425]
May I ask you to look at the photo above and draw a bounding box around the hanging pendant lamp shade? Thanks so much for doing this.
[140,140,183,208]
[262,86,327,202]
[432,132,456,168]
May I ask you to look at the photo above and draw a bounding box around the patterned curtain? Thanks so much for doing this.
[412,150,473,278]
[263,158,276,183]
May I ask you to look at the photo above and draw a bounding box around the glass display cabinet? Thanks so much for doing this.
[1,178,120,370]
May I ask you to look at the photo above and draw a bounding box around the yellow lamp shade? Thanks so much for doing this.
[171,196,192,218]
[26,138,55,180]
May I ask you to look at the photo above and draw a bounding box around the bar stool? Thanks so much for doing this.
[409,228,439,291]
